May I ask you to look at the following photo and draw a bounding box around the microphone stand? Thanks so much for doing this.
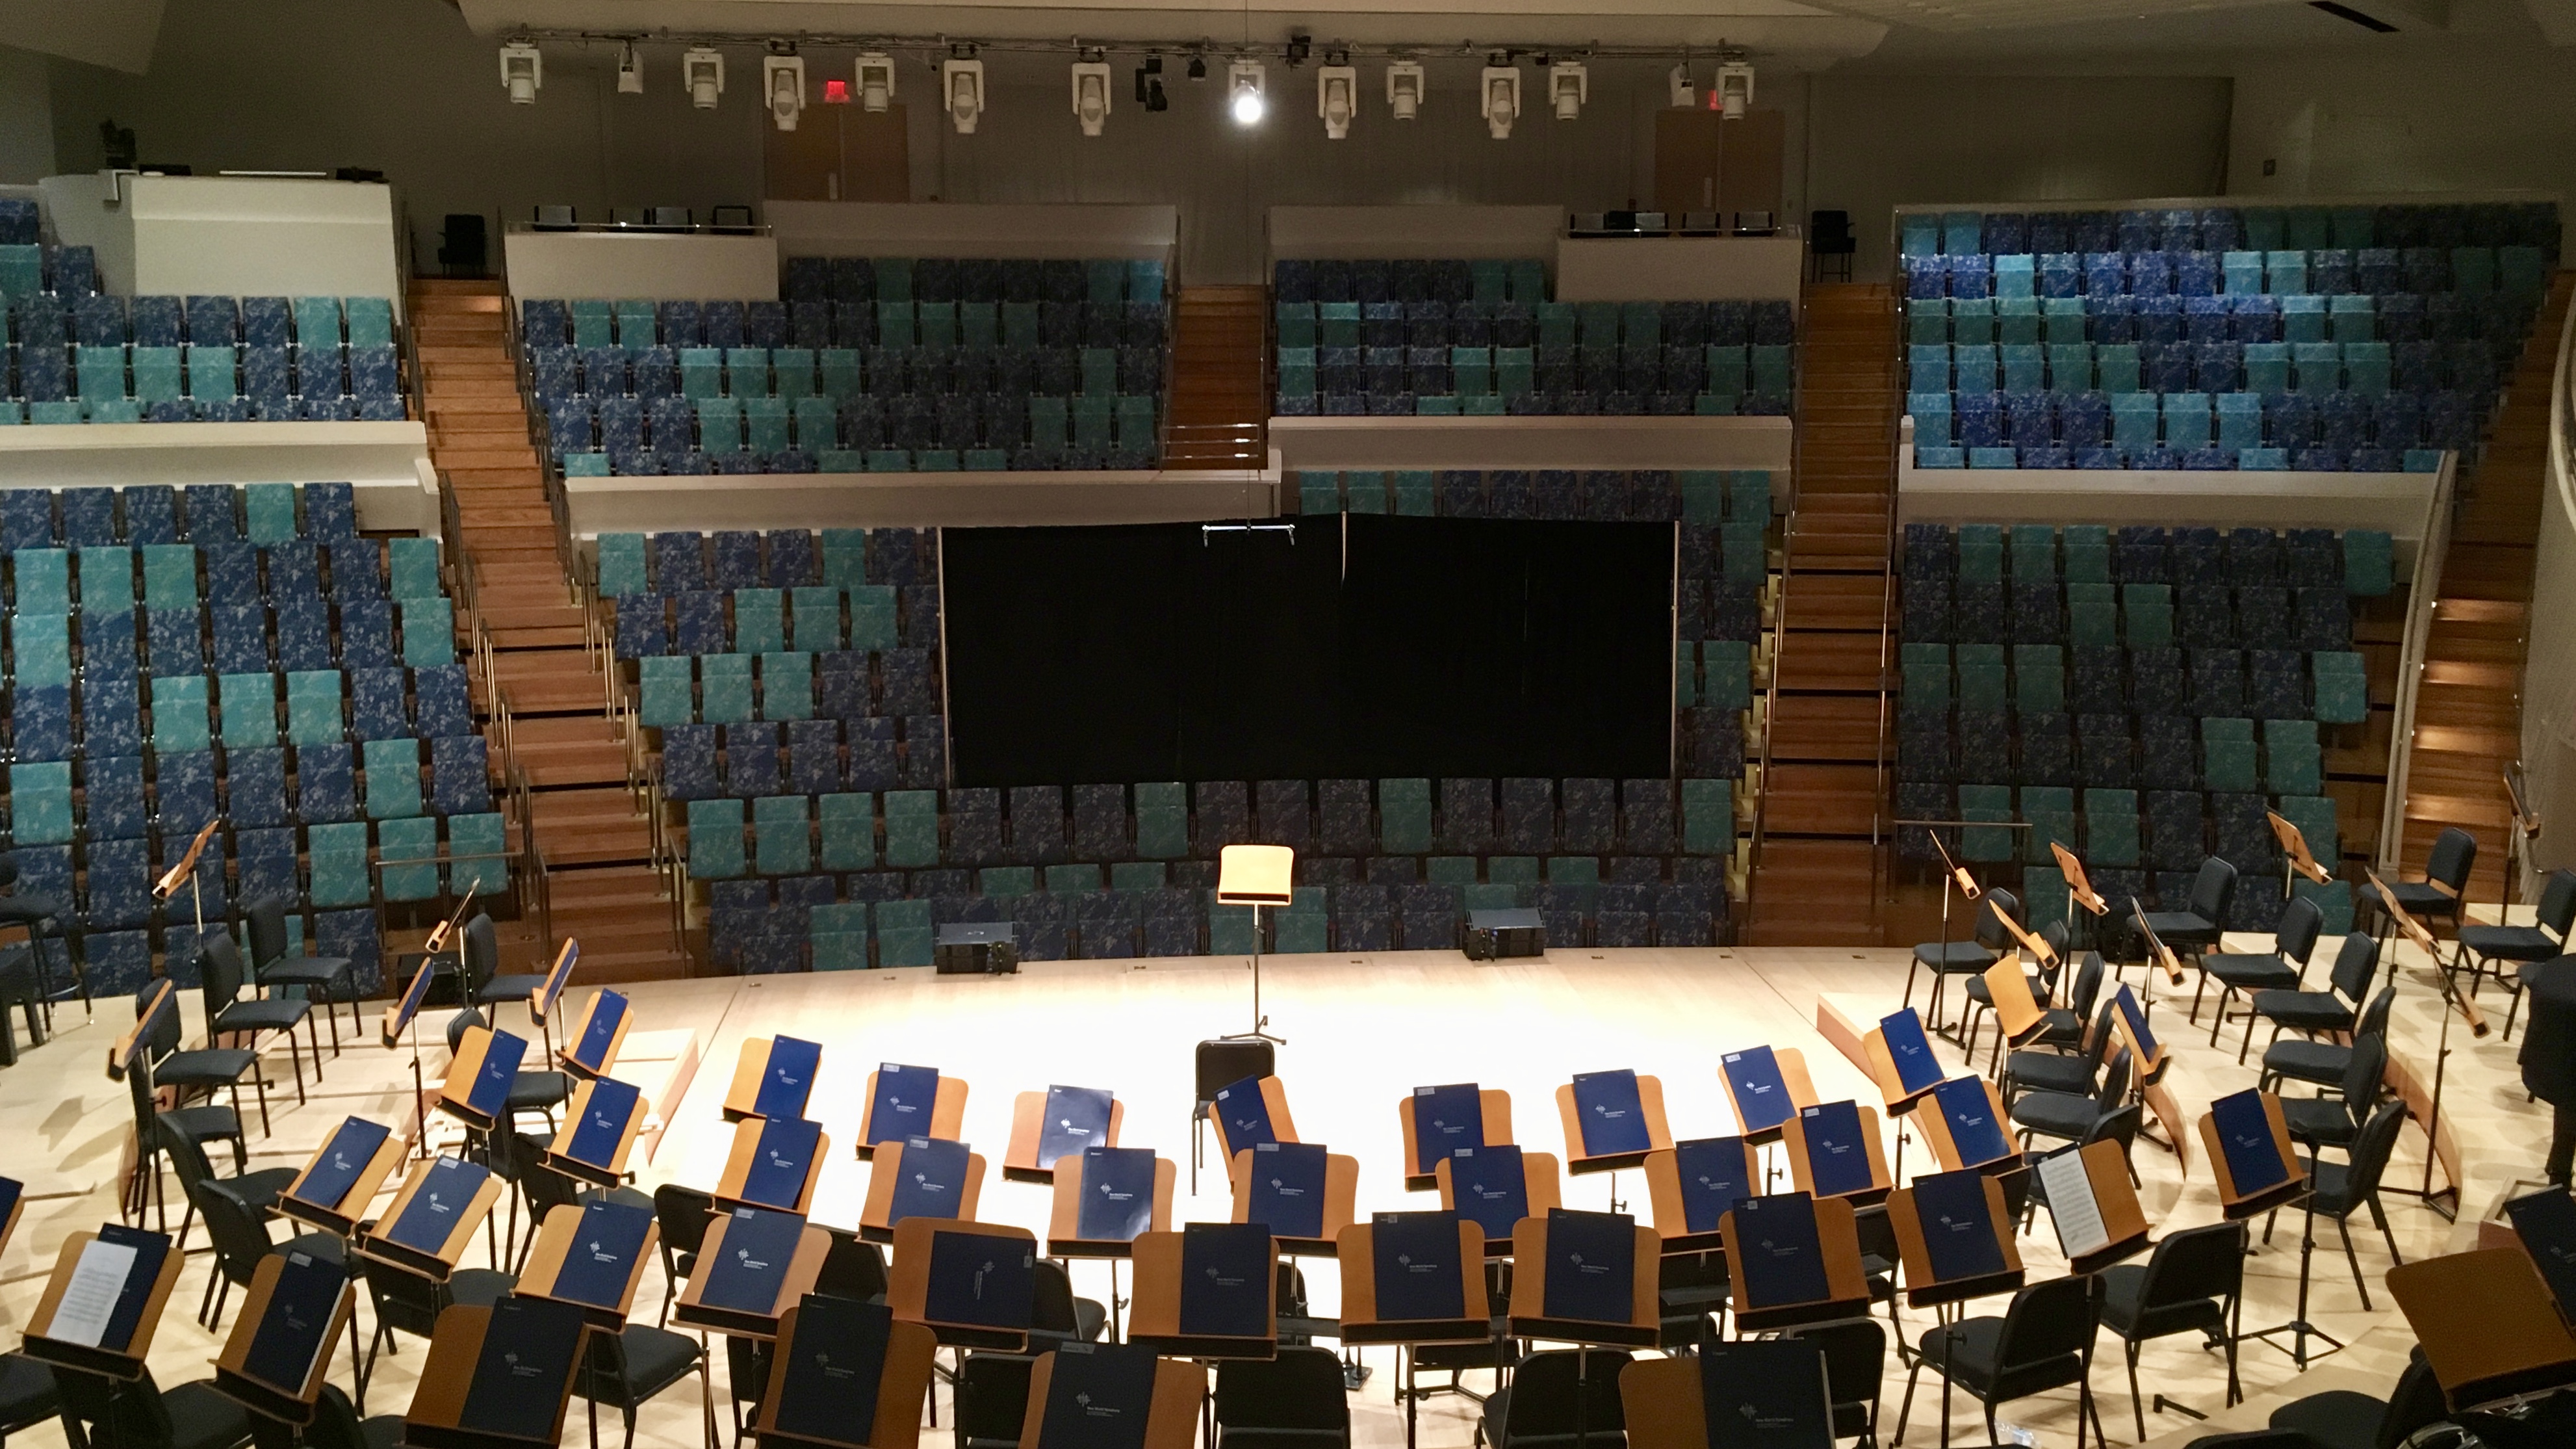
[2369,871,2484,1221]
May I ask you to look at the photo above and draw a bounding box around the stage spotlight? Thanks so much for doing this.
[615,42,643,95]
[683,47,725,109]
[1139,54,1168,112]
[499,40,542,105]
[1668,62,1695,109]
[1718,59,1755,118]
[1285,34,1311,68]
[1549,60,1586,120]
[1188,51,1208,80]
[855,51,895,111]
[1385,60,1424,120]
[1318,61,1356,138]
[763,52,806,130]
[1230,59,1267,125]
[1480,59,1519,139]
[1072,55,1113,136]
[943,53,984,133]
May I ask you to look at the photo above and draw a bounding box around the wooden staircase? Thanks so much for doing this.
[407,278,687,983]
[1160,285,1269,470]
[2394,272,2573,900]
[1743,283,1899,945]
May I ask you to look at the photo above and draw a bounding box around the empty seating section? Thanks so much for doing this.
[0,483,481,995]
[529,254,1168,476]
[1896,522,2389,934]
[692,777,1733,974]
[1271,256,1795,417]
[0,233,406,424]
[1900,202,2558,470]
[618,522,1737,971]
[1292,467,1773,526]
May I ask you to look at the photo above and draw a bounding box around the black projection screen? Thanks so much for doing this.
[942,516,1674,787]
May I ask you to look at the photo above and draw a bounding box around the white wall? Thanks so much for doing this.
[2227,44,2576,253]
[1802,73,2235,280]
[0,45,52,183]
[127,176,401,305]
[503,231,778,302]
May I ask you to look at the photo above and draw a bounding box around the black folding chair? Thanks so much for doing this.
[1897,1273,2104,1449]
[2246,933,2378,1065]
[2098,1220,2245,1437]
[1214,1346,1352,1446]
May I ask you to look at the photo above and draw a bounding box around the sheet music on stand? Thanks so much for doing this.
[52,1238,140,1348]
[2035,1151,2109,1259]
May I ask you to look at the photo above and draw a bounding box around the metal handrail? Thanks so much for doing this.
[2376,450,2464,875]
[1871,281,1904,919]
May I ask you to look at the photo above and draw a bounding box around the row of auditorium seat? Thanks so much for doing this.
[1278,299,1797,350]
[1278,342,1793,404]
[6,595,456,684]
[1272,257,1550,307]
[10,664,470,749]
[610,583,936,659]
[1274,390,1789,419]
[597,527,934,595]
[1901,522,2391,591]
[721,870,1729,971]
[1896,203,2558,259]
[1906,293,2532,349]
[524,300,1165,354]
[780,255,1165,307]
[679,777,1739,873]
[567,445,1159,476]
[1902,247,2551,300]
[545,391,1155,459]
[7,343,403,410]
[1292,468,1775,525]
[1901,709,2335,794]
[1909,339,2506,396]
[1911,389,2475,455]
[2,294,400,348]
[0,239,97,297]
[8,733,493,833]
[634,652,940,728]
[1913,445,2440,473]
[1,535,441,607]
[658,718,946,797]
[530,343,1161,402]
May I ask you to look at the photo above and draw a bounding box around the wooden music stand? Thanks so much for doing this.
[1918,827,1984,1020]
[2201,1093,2308,1221]
[2270,811,2333,887]
[853,1066,968,1158]
[2129,896,2191,991]
[1506,1216,1662,1347]
[437,1025,524,1135]
[1978,955,2054,1069]
[886,1217,1041,1351]
[1398,1087,1515,1191]
[673,1211,833,1338]
[1209,1075,1300,1161]
[1227,1146,1359,1255]
[211,1250,357,1424]
[1642,1140,1760,1255]
[2369,868,2486,1220]
[1553,1073,1675,1174]
[2388,1248,2576,1411]
[1003,1087,1126,1184]
[354,1158,505,1281]
[20,1229,185,1379]
[0,1179,25,1258]
[2051,842,2109,919]
[1858,1010,1948,1114]
[1717,1048,1820,1148]
[398,1302,584,1449]
[555,988,632,1080]
[1436,1150,1564,1257]
[2038,1139,2153,1275]
[1018,1350,1205,1449]
[723,1036,822,1124]
[540,1077,648,1189]
[1046,1151,1176,1258]
[514,1202,658,1329]
[1717,1196,1870,1332]
[1217,843,1294,1044]
[1126,1227,1281,1361]
[857,1137,987,1244]
[751,1298,939,1449]
[714,1115,830,1215]
[520,939,580,1063]
[1916,1078,2022,1175]
[276,1116,408,1237]
[1885,1173,2026,1308]
[1337,1218,1496,1449]
[1782,1103,1894,1208]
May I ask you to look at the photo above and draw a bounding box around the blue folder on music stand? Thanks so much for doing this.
[1240,1142,1330,1240]
[1371,1211,1469,1322]
[384,1158,490,1254]
[1723,1047,1796,1136]
[866,1063,940,1145]
[1538,1209,1636,1324]
[1731,1194,1829,1310]
[1675,1136,1757,1236]
[1448,1145,1530,1245]
[740,1116,823,1210]
[887,1137,973,1227]
[699,1207,806,1313]
[1930,1076,2014,1168]
[1176,1223,1273,1339]
[754,1036,823,1121]
[1074,1147,1158,1243]
[548,1198,654,1309]
[1211,1075,1278,1150]
[1037,1086,1114,1170]
[1797,1102,1875,1199]
[292,1117,392,1211]
[1879,1010,1945,1097]
[1409,1083,1486,1175]
[1571,1070,1651,1156]
[2211,1089,2290,1195]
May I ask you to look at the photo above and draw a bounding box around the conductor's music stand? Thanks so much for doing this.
[2370,869,2487,1221]
[1217,844,1293,1045]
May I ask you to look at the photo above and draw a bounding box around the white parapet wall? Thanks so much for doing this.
[1267,205,1567,264]
[1269,414,1794,476]
[40,173,404,315]
[1554,237,1805,304]
[563,467,1278,538]
[502,230,780,304]
[767,202,1178,263]
[0,421,438,534]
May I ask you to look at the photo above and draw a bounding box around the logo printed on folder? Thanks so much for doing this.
[571,990,628,1071]
[1074,1147,1157,1242]
[564,1078,642,1169]
[1371,1210,1468,1323]
[1877,1009,1945,1096]
[1797,1101,1875,1199]
[1674,1136,1757,1234]
[465,1030,529,1119]
[384,1157,489,1253]
[753,1036,823,1119]
[1722,1047,1795,1134]
[1447,1145,1530,1244]
[1571,1070,1651,1157]
[1410,1083,1487,1173]
[886,1136,972,1227]
[292,1117,391,1210]
[1037,1085,1115,1169]
[1243,1142,1330,1240]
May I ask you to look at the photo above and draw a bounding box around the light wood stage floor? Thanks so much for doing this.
[0,930,2548,1447]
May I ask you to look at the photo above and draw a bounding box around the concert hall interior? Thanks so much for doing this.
[1,2,2575,1446]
